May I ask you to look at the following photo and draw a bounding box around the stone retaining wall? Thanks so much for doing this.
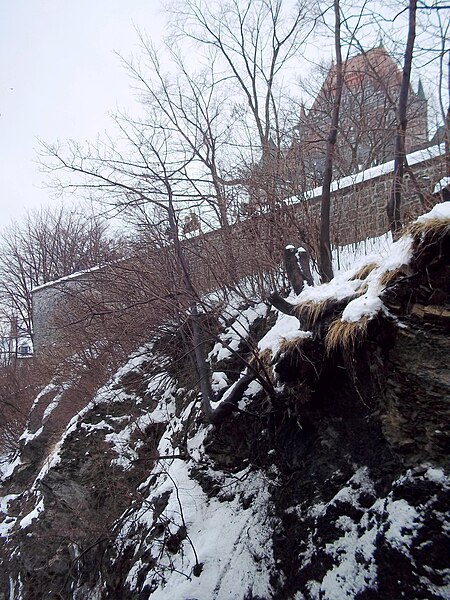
[32,146,448,351]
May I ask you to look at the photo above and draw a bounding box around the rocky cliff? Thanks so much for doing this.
[0,204,449,599]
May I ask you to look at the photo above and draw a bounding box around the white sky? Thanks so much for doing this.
[0,0,165,230]
[0,1,447,232]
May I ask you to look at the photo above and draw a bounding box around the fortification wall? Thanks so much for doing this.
[32,146,447,351]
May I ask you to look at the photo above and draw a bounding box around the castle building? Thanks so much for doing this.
[288,46,428,188]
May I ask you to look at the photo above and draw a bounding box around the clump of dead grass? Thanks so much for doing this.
[278,335,309,355]
[295,285,368,328]
[324,316,369,355]
[294,299,331,327]
[350,262,379,281]
[357,282,368,296]
[378,267,404,288]
[257,348,273,369]
[406,216,450,241]
[249,348,274,381]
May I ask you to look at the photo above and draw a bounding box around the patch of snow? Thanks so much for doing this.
[433,177,450,194]
[319,518,378,599]
[133,460,275,600]
[300,467,449,599]
[298,274,361,304]
[19,497,44,529]
[425,467,448,485]
[42,391,64,422]
[294,231,413,326]
[80,420,113,432]
[19,426,44,445]
[34,446,63,484]
[0,494,18,513]
[416,201,450,223]
[31,262,105,293]
[104,410,159,470]
[341,289,383,322]
[211,371,229,393]
[333,232,392,273]
[0,494,19,537]
[209,302,267,362]
[244,379,263,398]
[384,498,419,552]
[378,234,413,272]
[114,346,152,380]
[258,311,311,356]
[0,454,22,481]
[341,234,413,322]
[186,426,209,463]
[30,382,58,411]
[214,373,250,409]
[300,469,379,598]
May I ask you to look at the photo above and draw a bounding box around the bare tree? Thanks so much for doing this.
[0,206,119,340]
[44,116,282,425]
[318,0,344,282]
[38,0,322,425]
[174,0,311,161]
[387,0,418,234]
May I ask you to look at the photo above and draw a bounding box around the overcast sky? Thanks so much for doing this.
[0,0,166,230]
[0,1,446,232]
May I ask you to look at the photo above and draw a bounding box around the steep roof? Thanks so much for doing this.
[311,47,406,110]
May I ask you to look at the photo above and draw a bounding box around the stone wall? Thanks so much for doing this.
[288,145,447,248]
[32,146,448,351]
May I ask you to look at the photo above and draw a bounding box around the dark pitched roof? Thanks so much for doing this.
[311,47,408,110]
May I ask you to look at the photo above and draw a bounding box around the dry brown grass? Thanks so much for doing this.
[258,348,273,368]
[295,284,369,328]
[278,335,310,355]
[324,316,369,354]
[259,348,276,384]
[379,268,403,288]
[406,216,450,240]
[350,262,379,281]
[294,299,331,327]
[249,348,274,381]
[357,282,368,296]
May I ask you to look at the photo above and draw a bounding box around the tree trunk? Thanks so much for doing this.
[283,245,313,294]
[319,0,343,283]
[445,52,449,177]
[166,184,260,425]
[284,246,305,295]
[387,0,417,235]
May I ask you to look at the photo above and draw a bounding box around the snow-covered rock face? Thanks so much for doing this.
[1,205,449,599]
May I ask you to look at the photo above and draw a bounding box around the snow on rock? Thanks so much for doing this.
[295,467,450,600]
[291,203,448,330]
[416,200,450,223]
[211,371,229,392]
[340,203,449,323]
[298,273,361,304]
[341,289,383,322]
[138,465,275,600]
[19,497,44,530]
[384,498,419,552]
[258,311,311,356]
[209,301,268,363]
[0,454,22,481]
